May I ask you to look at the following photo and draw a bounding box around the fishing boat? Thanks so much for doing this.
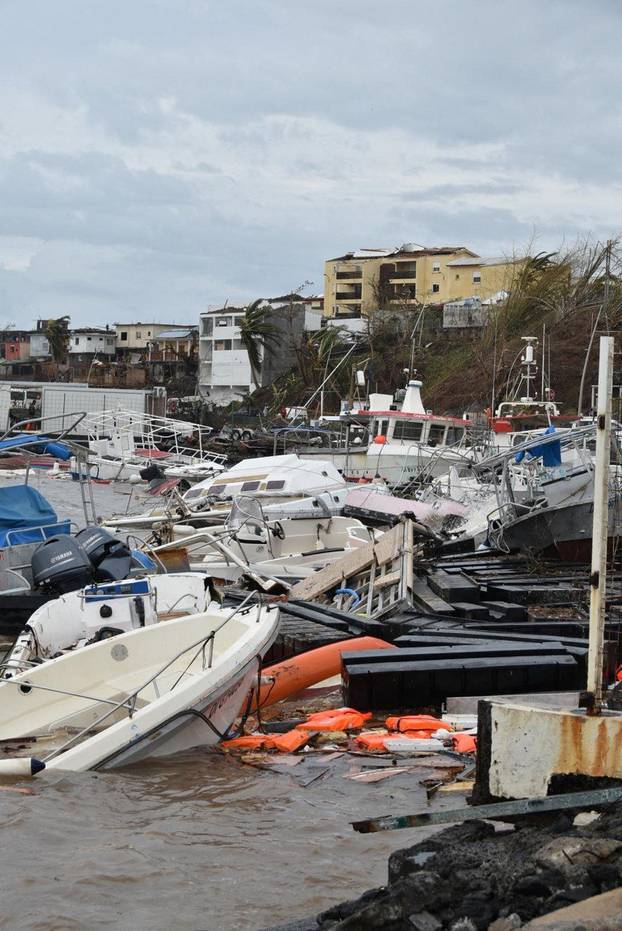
[299,379,475,486]
[0,598,279,773]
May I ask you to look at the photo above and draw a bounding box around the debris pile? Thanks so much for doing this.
[267,802,622,930]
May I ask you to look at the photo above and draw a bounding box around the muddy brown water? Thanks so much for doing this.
[0,471,454,930]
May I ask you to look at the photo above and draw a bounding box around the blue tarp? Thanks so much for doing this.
[0,485,70,547]
[514,426,562,467]
[0,434,72,460]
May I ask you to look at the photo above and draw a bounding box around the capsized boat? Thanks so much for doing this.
[0,598,279,772]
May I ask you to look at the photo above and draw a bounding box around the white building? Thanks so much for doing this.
[199,299,322,406]
[69,328,117,357]
[199,308,252,405]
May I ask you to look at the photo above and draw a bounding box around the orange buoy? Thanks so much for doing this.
[252,636,393,711]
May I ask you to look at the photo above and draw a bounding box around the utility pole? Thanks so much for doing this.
[586,335,614,714]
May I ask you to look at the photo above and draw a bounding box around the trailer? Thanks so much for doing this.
[0,382,166,436]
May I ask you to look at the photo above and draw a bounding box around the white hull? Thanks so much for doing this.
[300,445,472,483]
[0,604,279,772]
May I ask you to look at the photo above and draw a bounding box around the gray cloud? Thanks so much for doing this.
[0,0,620,324]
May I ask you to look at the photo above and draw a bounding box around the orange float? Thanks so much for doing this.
[385,715,453,734]
[252,636,393,711]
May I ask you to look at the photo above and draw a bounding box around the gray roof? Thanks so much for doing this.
[154,328,196,339]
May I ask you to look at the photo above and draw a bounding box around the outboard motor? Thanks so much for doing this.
[75,526,134,583]
[31,536,95,594]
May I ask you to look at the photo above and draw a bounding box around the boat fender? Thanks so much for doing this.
[334,587,361,608]
[0,757,45,777]
[99,604,113,619]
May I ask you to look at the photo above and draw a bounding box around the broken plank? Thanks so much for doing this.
[351,786,622,833]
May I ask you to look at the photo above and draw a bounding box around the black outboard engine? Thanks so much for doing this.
[74,526,134,583]
[31,536,95,594]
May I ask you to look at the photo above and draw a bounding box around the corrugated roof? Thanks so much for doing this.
[154,328,196,339]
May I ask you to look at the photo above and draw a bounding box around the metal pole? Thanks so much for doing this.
[586,335,614,713]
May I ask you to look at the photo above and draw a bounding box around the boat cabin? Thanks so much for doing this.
[183,453,346,503]
[358,380,468,450]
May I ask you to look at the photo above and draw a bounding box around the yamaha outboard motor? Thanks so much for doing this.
[75,526,134,583]
[31,536,95,594]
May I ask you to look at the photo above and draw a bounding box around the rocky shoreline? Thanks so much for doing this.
[265,802,622,930]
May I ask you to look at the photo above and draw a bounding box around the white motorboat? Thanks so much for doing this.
[166,498,376,582]
[0,597,279,772]
[3,572,216,677]
[102,453,352,535]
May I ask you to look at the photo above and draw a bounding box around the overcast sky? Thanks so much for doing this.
[0,0,620,326]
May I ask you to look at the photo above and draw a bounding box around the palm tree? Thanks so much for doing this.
[238,300,281,389]
[44,316,71,364]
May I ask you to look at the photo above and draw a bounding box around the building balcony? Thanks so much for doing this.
[335,290,362,301]
[390,270,416,280]
[335,270,362,280]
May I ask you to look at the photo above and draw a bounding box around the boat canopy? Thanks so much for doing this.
[0,434,72,460]
[0,486,70,546]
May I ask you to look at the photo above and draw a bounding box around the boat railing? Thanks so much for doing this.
[84,409,223,463]
[6,593,264,764]
[4,519,80,547]
[0,410,89,447]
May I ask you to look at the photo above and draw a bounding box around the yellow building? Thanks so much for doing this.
[444,255,524,302]
[323,243,522,318]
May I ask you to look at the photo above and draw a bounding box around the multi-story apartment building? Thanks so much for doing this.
[323,243,521,318]
[199,298,321,405]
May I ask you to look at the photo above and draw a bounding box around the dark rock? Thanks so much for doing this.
[318,888,386,925]
[389,822,496,883]
[545,883,598,909]
[588,862,622,890]
[513,875,554,898]
[488,916,522,931]
[407,911,442,931]
[332,894,405,930]
[395,872,444,911]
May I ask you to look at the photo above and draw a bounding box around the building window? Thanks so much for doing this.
[216,317,232,327]
[432,284,440,294]
[473,273,481,283]
[120,332,128,341]
[455,274,460,280]
[147,331,151,337]
[136,331,142,339]
[87,336,92,341]
[215,340,232,351]
[75,338,79,345]
[433,263,441,273]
